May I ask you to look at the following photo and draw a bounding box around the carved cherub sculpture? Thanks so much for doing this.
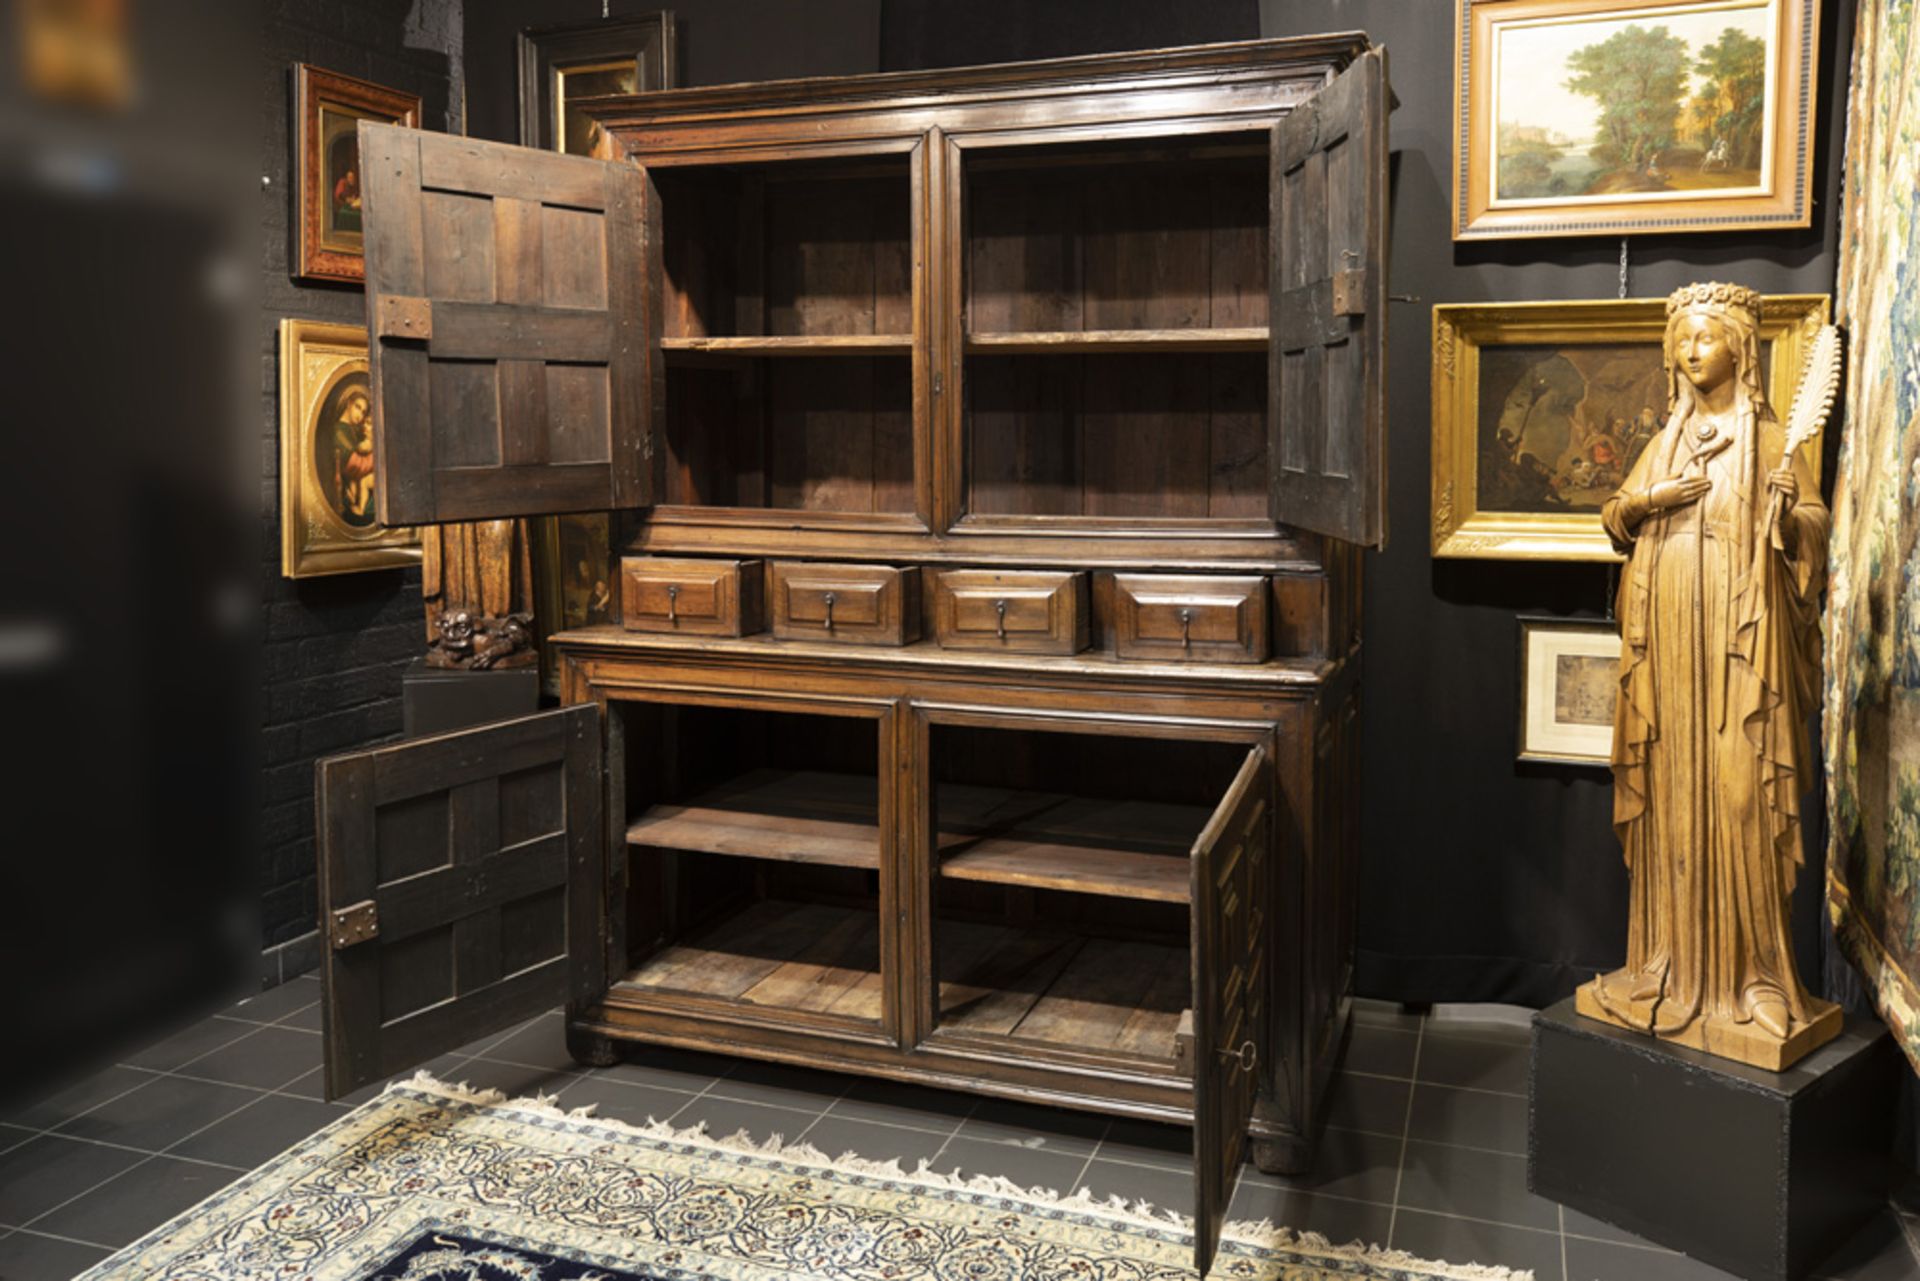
[425,609,537,671]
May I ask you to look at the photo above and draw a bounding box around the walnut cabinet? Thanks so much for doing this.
[316,36,1388,1275]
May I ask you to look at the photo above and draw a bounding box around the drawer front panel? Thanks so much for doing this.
[934,569,1089,655]
[771,561,920,646]
[621,557,763,636]
[1113,574,1269,664]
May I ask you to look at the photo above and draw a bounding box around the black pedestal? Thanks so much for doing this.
[401,657,540,738]
[1530,998,1900,1281]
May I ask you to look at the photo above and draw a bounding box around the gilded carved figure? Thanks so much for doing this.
[1576,282,1844,1070]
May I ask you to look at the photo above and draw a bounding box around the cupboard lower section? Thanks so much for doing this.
[554,628,1359,1175]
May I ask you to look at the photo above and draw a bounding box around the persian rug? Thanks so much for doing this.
[76,1074,1531,1281]
[1826,0,1920,1074]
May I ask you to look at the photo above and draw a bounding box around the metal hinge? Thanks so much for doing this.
[329,900,379,949]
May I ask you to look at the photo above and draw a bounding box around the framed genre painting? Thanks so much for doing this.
[518,12,677,157]
[279,320,420,578]
[1518,617,1622,765]
[1431,293,1828,560]
[1453,0,1820,239]
[293,64,420,283]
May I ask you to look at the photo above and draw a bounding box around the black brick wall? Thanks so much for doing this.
[259,0,462,963]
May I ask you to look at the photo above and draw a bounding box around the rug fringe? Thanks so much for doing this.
[391,1071,1532,1281]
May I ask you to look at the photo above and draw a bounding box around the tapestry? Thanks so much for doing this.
[74,1075,1531,1281]
[1826,0,1920,1073]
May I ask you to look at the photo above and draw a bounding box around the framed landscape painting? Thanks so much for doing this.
[1431,294,1828,560]
[1518,617,1622,766]
[293,64,420,283]
[1454,0,1819,239]
[518,13,677,157]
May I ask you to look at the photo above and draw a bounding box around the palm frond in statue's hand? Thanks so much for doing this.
[1782,324,1842,463]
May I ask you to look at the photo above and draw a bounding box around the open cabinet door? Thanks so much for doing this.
[1270,49,1389,549]
[1190,745,1273,1278]
[315,705,605,1100]
[360,122,654,525]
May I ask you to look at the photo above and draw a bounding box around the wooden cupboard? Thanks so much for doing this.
[316,35,1388,1275]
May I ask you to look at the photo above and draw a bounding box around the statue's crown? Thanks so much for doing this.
[1666,281,1763,325]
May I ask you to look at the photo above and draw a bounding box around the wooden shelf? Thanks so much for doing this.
[627,769,879,869]
[661,334,913,358]
[619,898,882,1021]
[937,921,1186,1065]
[964,328,1268,355]
[627,768,1205,902]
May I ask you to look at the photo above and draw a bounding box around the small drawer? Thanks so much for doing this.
[1112,574,1269,664]
[934,569,1088,655]
[621,557,764,637]
[770,561,921,647]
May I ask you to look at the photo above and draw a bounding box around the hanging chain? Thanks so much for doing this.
[1618,237,1630,299]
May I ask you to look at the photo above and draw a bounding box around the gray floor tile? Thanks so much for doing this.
[55,1074,259,1152]
[439,1056,579,1101]
[1247,1126,1400,1206]
[796,1114,951,1170]
[672,1093,819,1146]
[1,1123,36,1155]
[1564,1235,1742,1280]
[1394,1137,1561,1231]
[32,1156,238,1248]
[2,1065,152,1131]
[123,1017,255,1073]
[587,1046,733,1095]
[470,1011,577,1072]
[1225,1181,1395,1248]
[1560,1204,1648,1247]
[957,1096,1109,1157]
[275,999,324,1031]
[227,977,320,1026]
[551,1075,698,1130]
[166,1092,345,1168]
[1345,1025,1420,1079]
[1389,1207,1564,1279]
[1405,1081,1528,1154]
[710,1058,850,1112]
[1324,1070,1411,1136]
[457,1011,557,1061]
[1811,1210,1920,1281]
[926,1134,1090,1196]
[1097,1115,1191,1171]
[1427,1007,1534,1045]
[0,1228,112,1281]
[826,1077,976,1132]
[1352,998,1425,1033]
[1415,1030,1529,1095]
[176,1026,321,1091]
[1074,1155,1192,1214]
[0,1135,145,1226]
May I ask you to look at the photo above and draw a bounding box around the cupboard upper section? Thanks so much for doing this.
[360,35,1388,551]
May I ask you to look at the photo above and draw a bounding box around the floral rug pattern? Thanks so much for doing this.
[73,1075,1529,1281]
[1827,0,1920,1074]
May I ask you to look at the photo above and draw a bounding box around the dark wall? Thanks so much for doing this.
[258,0,462,975]
[1258,0,1855,1006]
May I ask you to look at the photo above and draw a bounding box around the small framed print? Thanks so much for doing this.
[279,320,421,577]
[1518,617,1621,766]
[293,63,420,283]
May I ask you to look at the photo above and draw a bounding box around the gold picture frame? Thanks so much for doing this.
[1431,293,1829,561]
[1453,0,1820,239]
[293,63,421,284]
[1518,616,1622,765]
[279,320,421,578]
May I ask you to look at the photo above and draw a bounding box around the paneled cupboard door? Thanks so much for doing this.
[360,123,656,525]
[315,706,605,1100]
[1270,48,1389,549]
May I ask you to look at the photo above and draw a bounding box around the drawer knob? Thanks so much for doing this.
[822,591,837,632]
[1178,607,1193,650]
[994,598,1008,640]
[666,583,679,624]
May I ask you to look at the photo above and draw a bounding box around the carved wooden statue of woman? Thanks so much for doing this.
[1576,283,1843,1070]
